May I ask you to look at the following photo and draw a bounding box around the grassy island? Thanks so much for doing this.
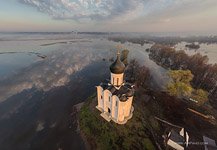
[78,89,217,150]
[78,93,165,150]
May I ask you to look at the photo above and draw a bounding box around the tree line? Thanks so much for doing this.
[108,35,217,46]
[149,44,217,106]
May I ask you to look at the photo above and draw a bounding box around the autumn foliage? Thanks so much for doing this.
[149,44,217,106]
[167,70,208,105]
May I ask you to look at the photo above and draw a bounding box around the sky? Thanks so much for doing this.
[0,0,217,34]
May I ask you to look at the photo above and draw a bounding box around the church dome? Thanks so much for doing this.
[110,52,125,74]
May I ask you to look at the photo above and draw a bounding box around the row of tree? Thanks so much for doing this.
[108,35,217,46]
[149,44,217,106]
[167,70,208,105]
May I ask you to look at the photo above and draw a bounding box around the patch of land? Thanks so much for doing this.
[40,40,92,46]
[185,43,200,49]
[0,51,47,59]
[78,88,217,150]
[78,93,160,150]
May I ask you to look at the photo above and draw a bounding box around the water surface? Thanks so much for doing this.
[1,33,216,149]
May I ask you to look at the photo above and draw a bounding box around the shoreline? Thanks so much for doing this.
[73,102,91,150]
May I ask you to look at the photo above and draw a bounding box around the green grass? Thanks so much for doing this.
[143,138,156,150]
[78,95,161,150]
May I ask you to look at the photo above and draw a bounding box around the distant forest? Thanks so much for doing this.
[108,35,217,46]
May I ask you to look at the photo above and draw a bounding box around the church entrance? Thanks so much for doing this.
[108,108,111,114]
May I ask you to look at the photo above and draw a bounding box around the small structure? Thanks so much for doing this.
[96,51,134,124]
[203,136,217,150]
[166,128,189,150]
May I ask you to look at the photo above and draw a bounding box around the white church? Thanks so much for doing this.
[96,51,134,124]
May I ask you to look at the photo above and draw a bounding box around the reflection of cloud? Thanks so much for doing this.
[0,41,107,102]
[0,38,170,102]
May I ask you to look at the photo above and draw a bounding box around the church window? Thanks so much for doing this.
[109,97,110,102]
[116,101,118,107]
[113,77,114,84]
[117,78,119,85]
[101,95,103,99]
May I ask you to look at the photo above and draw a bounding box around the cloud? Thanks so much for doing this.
[19,0,141,21]
[18,0,217,23]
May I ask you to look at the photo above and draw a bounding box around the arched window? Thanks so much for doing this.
[101,95,103,99]
[117,78,119,85]
[116,101,118,107]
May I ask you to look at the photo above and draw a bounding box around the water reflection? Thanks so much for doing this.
[0,39,113,102]
[0,37,173,103]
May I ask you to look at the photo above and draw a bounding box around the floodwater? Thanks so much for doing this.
[175,42,217,64]
[0,33,216,150]
[0,33,168,103]
[0,33,113,150]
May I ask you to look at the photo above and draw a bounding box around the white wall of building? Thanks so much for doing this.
[114,97,133,122]
[97,87,134,123]
[124,97,133,117]
[103,90,112,113]
[96,86,103,109]
[112,95,119,120]
[118,101,125,122]
[111,73,124,86]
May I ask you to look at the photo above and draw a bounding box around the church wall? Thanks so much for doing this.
[118,101,125,122]
[111,95,118,120]
[124,97,133,117]
[111,73,124,86]
[103,90,112,113]
[96,86,103,109]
